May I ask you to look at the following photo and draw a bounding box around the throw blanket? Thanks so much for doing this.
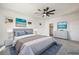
[15,35,48,54]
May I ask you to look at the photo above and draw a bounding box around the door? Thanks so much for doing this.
[49,23,53,36]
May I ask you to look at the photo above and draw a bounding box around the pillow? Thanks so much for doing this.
[14,29,33,37]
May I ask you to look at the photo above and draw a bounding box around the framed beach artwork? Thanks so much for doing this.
[57,21,67,29]
[16,18,27,27]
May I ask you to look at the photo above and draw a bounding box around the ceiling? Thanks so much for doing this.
[0,3,79,18]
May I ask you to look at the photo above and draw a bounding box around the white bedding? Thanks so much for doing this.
[13,35,55,55]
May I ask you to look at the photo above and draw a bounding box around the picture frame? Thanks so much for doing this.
[57,21,67,29]
[16,18,27,27]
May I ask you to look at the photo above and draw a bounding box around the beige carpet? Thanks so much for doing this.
[55,38,79,55]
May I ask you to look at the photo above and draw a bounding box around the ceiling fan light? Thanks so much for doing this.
[43,14,46,17]
[43,14,46,16]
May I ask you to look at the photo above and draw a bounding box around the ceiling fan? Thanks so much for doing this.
[35,7,55,17]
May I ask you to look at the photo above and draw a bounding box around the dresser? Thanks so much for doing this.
[54,30,68,39]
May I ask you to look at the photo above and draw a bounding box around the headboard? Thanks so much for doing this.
[13,28,33,37]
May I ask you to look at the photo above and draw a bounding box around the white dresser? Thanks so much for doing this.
[54,30,68,39]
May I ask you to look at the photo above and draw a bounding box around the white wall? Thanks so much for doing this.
[34,10,79,41]
[0,7,35,31]
[0,16,8,46]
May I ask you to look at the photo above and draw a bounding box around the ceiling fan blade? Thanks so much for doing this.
[34,12,42,15]
[38,9,41,11]
[48,13,54,14]
[34,12,43,16]
[42,15,45,17]
[34,12,39,14]
[43,7,49,11]
[48,9,55,13]
[43,9,46,11]
[46,14,50,16]
[46,7,49,11]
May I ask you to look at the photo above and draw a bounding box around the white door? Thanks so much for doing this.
[49,23,53,36]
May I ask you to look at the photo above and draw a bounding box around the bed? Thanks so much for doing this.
[13,28,56,55]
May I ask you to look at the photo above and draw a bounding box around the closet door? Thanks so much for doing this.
[49,23,53,36]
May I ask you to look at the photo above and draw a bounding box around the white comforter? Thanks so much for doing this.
[13,35,55,55]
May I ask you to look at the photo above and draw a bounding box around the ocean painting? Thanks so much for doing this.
[57,21,67,29]
[16,18,26,27]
